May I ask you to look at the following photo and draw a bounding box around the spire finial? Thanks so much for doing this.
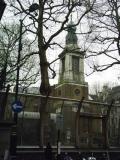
[66,15,78,45]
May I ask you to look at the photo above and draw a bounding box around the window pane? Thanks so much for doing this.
[72,56,79,73]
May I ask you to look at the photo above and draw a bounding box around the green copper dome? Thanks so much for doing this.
[66,21,78,45]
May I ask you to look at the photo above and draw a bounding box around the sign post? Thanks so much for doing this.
[10,100,23,158]
[56,114,63,160]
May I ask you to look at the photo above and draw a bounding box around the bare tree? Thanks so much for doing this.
[89,82,112,102]
[0,22,40,121]
[0,23,39,90]
[6,0,96,146]
[85,0,120,72]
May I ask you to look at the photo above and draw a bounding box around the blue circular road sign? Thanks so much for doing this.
[12,100,23,113]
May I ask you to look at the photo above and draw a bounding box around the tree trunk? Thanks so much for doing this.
[75,97,84,147]
[37,0,51,147]
[38,50,51,147]
[0,84,10,120]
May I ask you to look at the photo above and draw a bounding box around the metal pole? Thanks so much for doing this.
[14,19,23,124]
[57,129,61,160]
[31,94,117,107]
[105,99,114,148]
[75,97,84,147]
[10,20,23,158]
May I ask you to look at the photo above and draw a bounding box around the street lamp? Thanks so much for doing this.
[0,0,6,20]
[10,4,39,157]
[10,19,23,158]
[14,19,23,123]
[29,3,39,12]
[13,3,39,123]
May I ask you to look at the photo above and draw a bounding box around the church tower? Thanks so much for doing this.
[55,21,88,100]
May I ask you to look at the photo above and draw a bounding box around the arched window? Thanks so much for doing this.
[62,57,65,73]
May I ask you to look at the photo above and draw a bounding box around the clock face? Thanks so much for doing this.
[74,88,80,96]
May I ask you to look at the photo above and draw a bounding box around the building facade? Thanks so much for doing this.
[2,20,118,148]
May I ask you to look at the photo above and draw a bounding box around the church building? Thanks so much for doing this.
[50,21,104,147]
[1,20,118,149]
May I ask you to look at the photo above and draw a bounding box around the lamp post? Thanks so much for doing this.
[13,3,39,124]
[13,19,23,124]
[13,3,39,123]
[10,4,39,158]
[56,113,63,160]
[10,19,23,158]
[10,5,39,157]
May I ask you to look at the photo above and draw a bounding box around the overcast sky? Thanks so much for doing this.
[2,0,120,91]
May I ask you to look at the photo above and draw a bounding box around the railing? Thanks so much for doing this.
[3,93,120,148]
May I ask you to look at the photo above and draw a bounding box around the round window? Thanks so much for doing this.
[74,89,80,96]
